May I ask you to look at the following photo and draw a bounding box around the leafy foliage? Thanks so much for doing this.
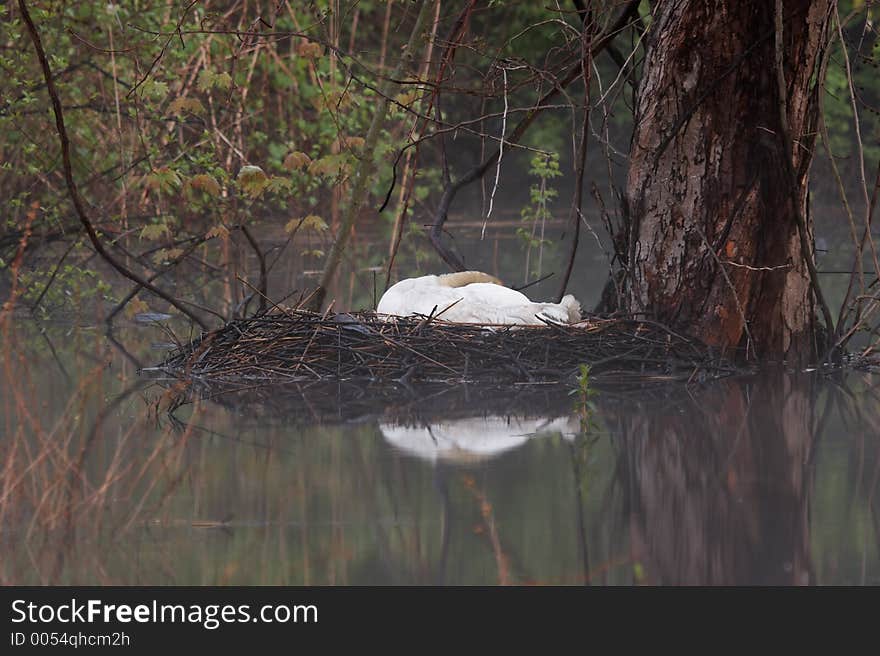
[1,0,876,320]
[517,152,562,281]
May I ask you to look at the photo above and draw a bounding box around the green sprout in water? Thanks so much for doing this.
[570,363,597,436]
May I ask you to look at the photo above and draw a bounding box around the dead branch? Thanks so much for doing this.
[156,310,743,388]
[772,0,835,354]
[427,0,642,272]
[557,1,595,302]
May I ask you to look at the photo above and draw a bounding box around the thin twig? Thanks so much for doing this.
[773,0,834,355]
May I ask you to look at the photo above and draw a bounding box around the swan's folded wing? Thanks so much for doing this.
[377,282,463,318]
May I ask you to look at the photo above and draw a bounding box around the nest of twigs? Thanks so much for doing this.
[154,309,742,388]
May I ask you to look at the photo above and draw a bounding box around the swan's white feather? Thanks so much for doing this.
[377,273,581,325]
[380,415,579,463]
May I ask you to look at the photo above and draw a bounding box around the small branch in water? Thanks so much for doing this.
[105,233,215,325]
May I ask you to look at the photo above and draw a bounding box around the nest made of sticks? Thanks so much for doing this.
[154,309,742,387]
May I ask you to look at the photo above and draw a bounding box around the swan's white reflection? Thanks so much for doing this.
[380,415,579,464]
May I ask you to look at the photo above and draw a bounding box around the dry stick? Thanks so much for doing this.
[379,0,393,71]
[435,0,479,148]
[557,4,594,302]
[107,22,129,261]
[384,0,442,292]
[833,160,880,352]
[239,225,268,315]
[306,0,433,312]
[694,222,757,360]
[127,0,200,98]
[18,0,210,331]
[428,0,642,272]
[384,147,420,292]
[821,110,865,334]
[403,0,478,271]
[482,67,509,237]
[831,6,880,350]
[236,276,293,319]
[835,4,880,281]
[773,0,834,355]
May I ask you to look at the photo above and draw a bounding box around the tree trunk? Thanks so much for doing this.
[624,0,834,361]
[611,374,815,585]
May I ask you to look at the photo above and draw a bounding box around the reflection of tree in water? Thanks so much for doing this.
[609,374,816,585]
[9,322,877,585]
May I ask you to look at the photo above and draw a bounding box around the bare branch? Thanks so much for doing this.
[428,0,642,272]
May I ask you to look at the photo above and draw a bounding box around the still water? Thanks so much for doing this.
[2,211,878,586]
[1,316,877,585]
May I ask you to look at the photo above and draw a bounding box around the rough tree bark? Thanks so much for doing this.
[624,0,834,361]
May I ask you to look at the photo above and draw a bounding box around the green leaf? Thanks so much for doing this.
[197,69,215,92]
[332,135,365,152]
[283,151,311,171]
[297,41,324,59]
[139,223,170,240]
[301,214,328,231]
[266,177,292,194]
[188,173,221,197]
[285,214,328,234]
[213,72,232,90]
[206,225,229,239]
[197,69,232,92]
[168,96,206,116]
[140,78,169,99]
[124,297,149,320]
[395,90,419,107]
[144,167,182,194]
[307,154,351,177]
[151,247,183,265]
[236,165,269,198]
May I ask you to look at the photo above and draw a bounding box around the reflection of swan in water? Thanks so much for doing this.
[380,415,579,464]
[377,271,581,325]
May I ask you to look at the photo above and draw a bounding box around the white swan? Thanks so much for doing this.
[380,415,579,464]
[377,271,581,325]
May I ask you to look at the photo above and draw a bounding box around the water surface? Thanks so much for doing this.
[1,318,877,585]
